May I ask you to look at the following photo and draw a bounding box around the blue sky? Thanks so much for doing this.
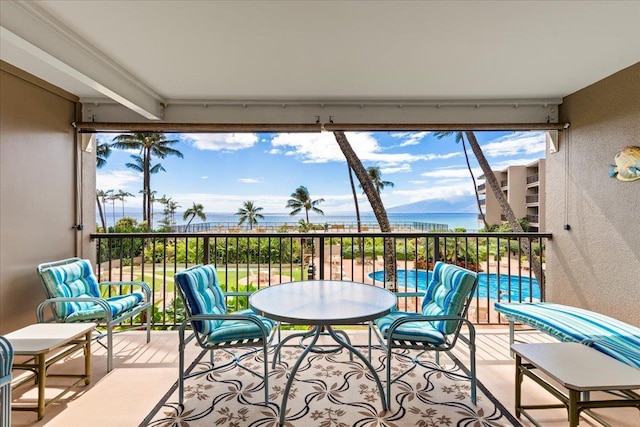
[96,130,546,214]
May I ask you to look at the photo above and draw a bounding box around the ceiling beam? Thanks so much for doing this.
[0,1,163,120]
[73,121,569,133]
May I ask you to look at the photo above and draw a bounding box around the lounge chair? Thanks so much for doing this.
[494,302,640,368]
[36,257,152,372]
[175,264,278,404]
[370,261,479,407]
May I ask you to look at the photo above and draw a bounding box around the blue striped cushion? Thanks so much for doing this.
[494,302,640,368]
[40,259,144,321]
[375,262,478,345]
[421,262,478,335]
[206,309,275,345]
[374,312,446,345]
[175,265,227,335]
[175,265,273,341]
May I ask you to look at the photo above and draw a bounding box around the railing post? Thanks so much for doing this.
[318,237,325,280]
[203,236,210,265]
[434,236,440,264]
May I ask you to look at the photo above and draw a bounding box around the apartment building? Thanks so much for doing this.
[477,159,546,231]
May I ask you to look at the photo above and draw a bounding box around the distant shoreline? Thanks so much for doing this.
[99,211,481,231]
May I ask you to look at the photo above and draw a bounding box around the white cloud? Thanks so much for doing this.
[482,131,546,157]
[270,132,461,166]
[380,164,412,174]
[96,169,140,191]
[390,131,430,146]
[184,133,259,151]
[421,167,482,179]
[201,176,208,179]
[238,178,263,184]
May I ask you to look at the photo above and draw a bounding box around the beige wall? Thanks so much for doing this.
[547,62,640,326]
[0,63,84,333]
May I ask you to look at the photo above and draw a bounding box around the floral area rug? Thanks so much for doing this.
[141,345,519,427]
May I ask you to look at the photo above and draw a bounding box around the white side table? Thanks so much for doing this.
[6,323,95,420]
[512,342,640,426]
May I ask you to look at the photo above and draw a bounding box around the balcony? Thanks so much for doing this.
[526,173,540,185]
[526,194,539,204]
[10,328,637,427]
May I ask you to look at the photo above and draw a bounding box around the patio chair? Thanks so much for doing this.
[175,264,278,404]
[36,257,152,372]
[1,336,13,427]
[370,261,479,407]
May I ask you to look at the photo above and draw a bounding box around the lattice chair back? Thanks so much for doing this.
[421,261,479,336]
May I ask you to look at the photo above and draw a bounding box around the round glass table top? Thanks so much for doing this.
[249,280,397,325]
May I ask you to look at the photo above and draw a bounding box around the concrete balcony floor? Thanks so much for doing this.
[9,328,638,427]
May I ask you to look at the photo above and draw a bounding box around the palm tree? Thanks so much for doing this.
[125,154,166,227]
[285,186,324,224]
[111,132,183,225]
[360,166,394,194]
[333,131,397,290]
[96,189,112,232]
[116,190,134,219]
[96,140,112,168]
[183,202,206,232]
[236,201,264,230]
[433,131,544,289]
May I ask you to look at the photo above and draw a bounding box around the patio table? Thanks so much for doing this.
[250,280,397,427]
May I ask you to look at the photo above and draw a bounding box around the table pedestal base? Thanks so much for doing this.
[276,325,387,426]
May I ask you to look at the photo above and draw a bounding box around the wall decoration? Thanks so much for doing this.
[609,145,640,182]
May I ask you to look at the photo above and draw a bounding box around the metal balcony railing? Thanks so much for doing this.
[90,231,550,328]
[526,173,539,184]
[526,194,539,203]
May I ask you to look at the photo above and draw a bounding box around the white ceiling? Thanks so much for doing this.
[1,0,639,124]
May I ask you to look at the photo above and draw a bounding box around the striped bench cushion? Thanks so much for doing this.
[495,302,640,368]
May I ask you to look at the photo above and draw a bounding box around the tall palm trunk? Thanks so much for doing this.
[143,147,151,226]
[334,131,397,290]
[461,137,488,229]
[348,165,364,263]
[96,195,107,232]
[348,165,362,232]
[464,131,544,292]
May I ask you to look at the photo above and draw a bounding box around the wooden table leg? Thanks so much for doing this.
[84,331,92,385]
[568,390,578,427]
[37,354,45,420]
[515,354,522,418]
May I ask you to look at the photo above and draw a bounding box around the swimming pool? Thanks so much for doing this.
[369,269,541,300]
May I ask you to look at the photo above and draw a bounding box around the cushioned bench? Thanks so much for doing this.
[494,302,640,369]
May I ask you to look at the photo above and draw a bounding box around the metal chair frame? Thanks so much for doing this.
[36,257,152,372]
[369,264,479,408]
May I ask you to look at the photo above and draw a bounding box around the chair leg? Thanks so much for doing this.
[178,336,185,404]
[262,340,269,404]
[146,305,152,343]
[470,338,477,404]
[107,324,114,372]
[386,343,393,408]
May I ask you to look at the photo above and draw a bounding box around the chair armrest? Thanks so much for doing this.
[37,297,113,323]
[100,280,151,302]
[386,314,476,347]
[178,313,273,346]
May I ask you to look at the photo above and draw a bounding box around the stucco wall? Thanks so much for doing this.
[547,62,640,326]
[0,63,81,333]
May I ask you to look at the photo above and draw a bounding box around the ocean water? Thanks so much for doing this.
[99,211,480,231]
